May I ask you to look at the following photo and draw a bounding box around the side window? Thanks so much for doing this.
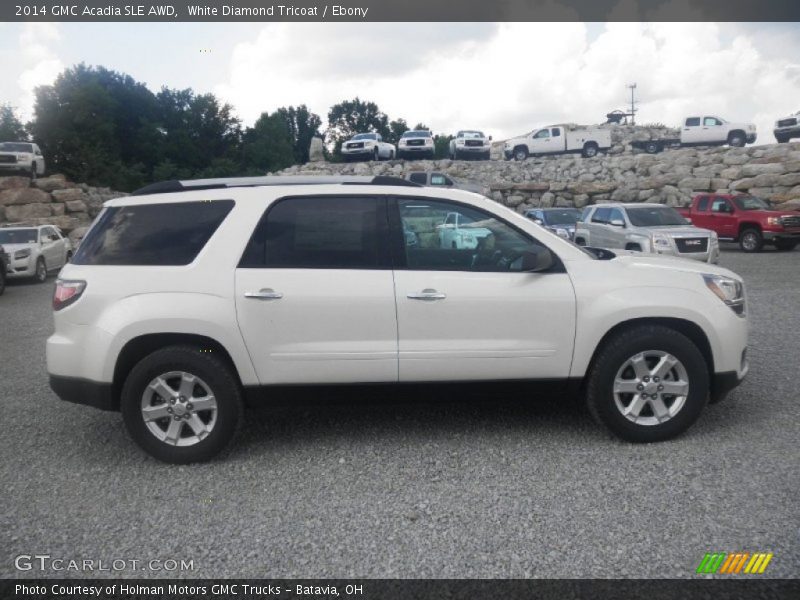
[685,117,701,127]
[240,196,388,269]
[444,213,456,226]
[608,208,624,224]
[551,128,561,137]
[704,117,722,126]
[430,174,451,187]
[592,207,611,224]
[72,200,235,266]
[409,172,428,185]
[696,196,709,211]
[711,198,732,214]
[579,207,592,222]
[397,198,548,272]
[534,129,550,139]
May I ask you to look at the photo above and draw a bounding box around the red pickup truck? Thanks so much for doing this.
[677,194,800,252]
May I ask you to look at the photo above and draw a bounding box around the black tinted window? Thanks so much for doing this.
[72,200,234,266]
[686,117,701,127]
[696,196,709,211]
[240,196,388,269]
[592,208,611,223]
[409,173,428,184]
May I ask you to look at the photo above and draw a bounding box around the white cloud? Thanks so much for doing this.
[216,22,800,144]
[15,23,64,120]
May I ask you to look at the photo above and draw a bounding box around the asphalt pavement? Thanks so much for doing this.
[1,245,798,579]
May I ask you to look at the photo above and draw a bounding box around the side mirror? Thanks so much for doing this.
[520,248,554,272]
[489,136,493,141]
[610,218,625,227]
[533,218,544,225]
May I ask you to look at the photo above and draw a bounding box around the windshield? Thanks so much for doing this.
[543,209,580,225]
[402,131,431,138]
[0,142,33,153]
[352,133,377,141]
[457,131,484,138]
[0,229,38,244]
[732,196,771,211]
[626,206,687,227]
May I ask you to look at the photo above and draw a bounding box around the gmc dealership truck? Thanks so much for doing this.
[631,115,757,154]
[504,125,611,160]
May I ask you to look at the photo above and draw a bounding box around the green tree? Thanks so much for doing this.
[327,98,390,157]
[241,111,295,174]
[386,118,409,145]
[0,104,27,140]
[276,105,322,164]
[434,134,454,159]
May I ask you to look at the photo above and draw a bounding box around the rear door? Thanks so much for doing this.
[682,117,702,144]
[708,196,737,238]
[392,196,576,382]
[235,195,398,384]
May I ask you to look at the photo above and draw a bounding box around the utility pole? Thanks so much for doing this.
[627,83,638,125]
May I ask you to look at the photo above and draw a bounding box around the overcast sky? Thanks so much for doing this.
[1,21,798,142]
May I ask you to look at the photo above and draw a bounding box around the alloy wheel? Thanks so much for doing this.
[140,371,218,446]
[612,350,689,426]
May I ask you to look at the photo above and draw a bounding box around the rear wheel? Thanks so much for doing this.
[645,141,660,154]
[121,345,244,463]
[774,239,798,251]
[582,143,599,158]
[34,258,47,283]
[586,325,709,443]
[739,228,763,253]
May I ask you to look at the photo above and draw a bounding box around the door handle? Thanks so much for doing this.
[244,288,283,300]
[407,288,446,301]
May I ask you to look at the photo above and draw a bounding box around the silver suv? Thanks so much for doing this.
[574,203,719,263]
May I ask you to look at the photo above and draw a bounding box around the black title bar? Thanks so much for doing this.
[3,0,800,22]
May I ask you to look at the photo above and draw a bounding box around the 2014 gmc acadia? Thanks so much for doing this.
[47,176,749,463]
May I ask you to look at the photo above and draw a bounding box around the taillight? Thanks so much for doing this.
[53,279,86,311]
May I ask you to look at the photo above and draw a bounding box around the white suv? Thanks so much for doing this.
[0,224,71,282]
[47,176,749,463]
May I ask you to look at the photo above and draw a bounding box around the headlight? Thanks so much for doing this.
[766,217,782,227]
[456,139,465,146]
[703,274,745,316]
[651,234,671,248]
[554,228,569,238]
[505,142,511,149]
[14,248,31,259]
[399,139,407,146]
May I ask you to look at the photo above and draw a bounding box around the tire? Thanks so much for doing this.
[483,152,491,161]
[514,146,528,161]
[645,141,660,154]
[739,227,763,253]
[582,143,598,158]
[121,345,244,463]
[373,148,379,161]
[574,237,586,246]
[390,150,395,160]
[30,162,38,180]
[66,251,73,263]
[0,269,5,296]
[774,239,798,251]
[728,132,746,148]
[34,258,47,283]
[775,135,789,144]
[586,325,709,443]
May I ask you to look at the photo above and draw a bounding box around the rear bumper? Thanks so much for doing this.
[49,375,117,411]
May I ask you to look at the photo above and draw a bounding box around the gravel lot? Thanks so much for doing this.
[1,246,798,579]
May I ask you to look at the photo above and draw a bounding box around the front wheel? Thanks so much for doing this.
[34,258,47,283]
[728,133,746,147]
[121,345,244,463]
[645,141,660,154]
[739,228,763,253]
[373,148,380,161]
[514,147,528,161]
[586,325,709,443]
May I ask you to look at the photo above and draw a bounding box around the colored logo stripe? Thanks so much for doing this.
[697,552,773,574]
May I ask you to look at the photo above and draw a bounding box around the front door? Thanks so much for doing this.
[393,197,576,382]
[235,195,398,384]
[708,197,737,238]
[529,128,553,154]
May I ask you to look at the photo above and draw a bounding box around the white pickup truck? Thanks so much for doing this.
[774,111,800,143]
[504,125,611,161]
[341,133,396,162]
[632,116,757,154]
[0,141,46,178]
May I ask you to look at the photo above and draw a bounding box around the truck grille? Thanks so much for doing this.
[777,118,798,128]
[465,140,484,147]
[781,215,800,229]
[0,155,17,164]
[675,237,708,253]
[346,142,364,150]
[407,139,425,147]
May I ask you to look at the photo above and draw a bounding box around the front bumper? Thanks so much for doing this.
[342,148,374,160]
[49,375,117,411]
[762,230,800,242]
[398,145,434,154]
[773,126,800,140]
[5,255,36,278]
[454,145,489,154]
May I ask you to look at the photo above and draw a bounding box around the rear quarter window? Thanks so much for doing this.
[72,200,234,266]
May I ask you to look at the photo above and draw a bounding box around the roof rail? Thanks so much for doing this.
[131,175,421,196]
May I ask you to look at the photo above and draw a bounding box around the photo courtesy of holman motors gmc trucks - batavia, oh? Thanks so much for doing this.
[46,176,749,463]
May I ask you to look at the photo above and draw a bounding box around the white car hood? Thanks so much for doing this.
[612,253,740,280]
